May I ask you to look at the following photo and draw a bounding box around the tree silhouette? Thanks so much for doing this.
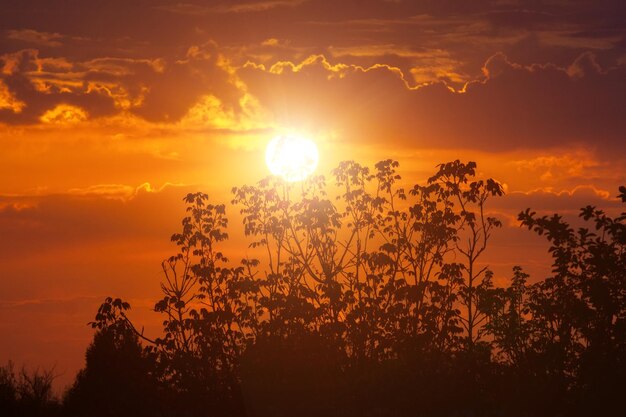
[0,362,60,417]
[76,160,625,417]
[481,185,626,416]
[64,321,160,417]
[515,186,625,416]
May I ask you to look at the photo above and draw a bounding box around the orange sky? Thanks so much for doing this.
[1,0,625,391]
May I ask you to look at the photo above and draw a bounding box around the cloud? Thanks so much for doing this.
[0,79,25,112]
[0,49,118,123]
[0,183,192,260]
[327,44,469,85]
[40,104,88,124]
[2,41,625,160]
[0,43,253,125]
[156,0,307,15]
[492,184,622,216]
[179,92,270,132]
[0,295,104,313]
[66,183,169,201]
[509,151,601,183]
[6,29,64,47]
[219,0,307,13]
[239,51,626,154]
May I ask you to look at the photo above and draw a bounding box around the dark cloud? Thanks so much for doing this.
[155,0,308,15]
[0,42,245,124]
[0,49,118,123]
[6,29,64,47]
[1,1,623,58]
[0,0,623,127]
[240,51,626,154]
[130,42,243,122]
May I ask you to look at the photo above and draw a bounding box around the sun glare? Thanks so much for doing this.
[265,134,319,182]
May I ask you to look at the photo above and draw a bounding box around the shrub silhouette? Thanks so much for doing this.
[0,362,60,417]
[68,161,625,417]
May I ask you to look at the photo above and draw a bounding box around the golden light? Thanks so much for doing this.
[265,134,319,182]
[39,104,88,124]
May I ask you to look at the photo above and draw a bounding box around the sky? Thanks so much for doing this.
[1,0,625,390]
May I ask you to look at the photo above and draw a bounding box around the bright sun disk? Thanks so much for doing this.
[265,134,319,182]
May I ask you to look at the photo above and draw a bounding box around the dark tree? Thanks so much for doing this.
[88,159,507,416]
[483,186,626,416]
[0,362,60,417]
[64,308,160,417]
[82,160,625,417]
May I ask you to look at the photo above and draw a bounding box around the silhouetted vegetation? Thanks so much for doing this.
[0,362,61,417]
[4,161,624,417]
[63,325,161,417]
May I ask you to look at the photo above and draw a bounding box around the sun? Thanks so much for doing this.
[265,134,319,182]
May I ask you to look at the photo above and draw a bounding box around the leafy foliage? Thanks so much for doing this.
[65,160,625,417]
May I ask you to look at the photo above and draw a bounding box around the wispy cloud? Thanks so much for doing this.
[156,0,307,15]
[6,28,64,47]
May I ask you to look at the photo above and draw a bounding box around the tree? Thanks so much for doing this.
[89,159,508,416]
[427,160,504,349]
[0,361,60,417]
[65,304,160,417]
[483,185,626,416]
[83,160,626,416]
